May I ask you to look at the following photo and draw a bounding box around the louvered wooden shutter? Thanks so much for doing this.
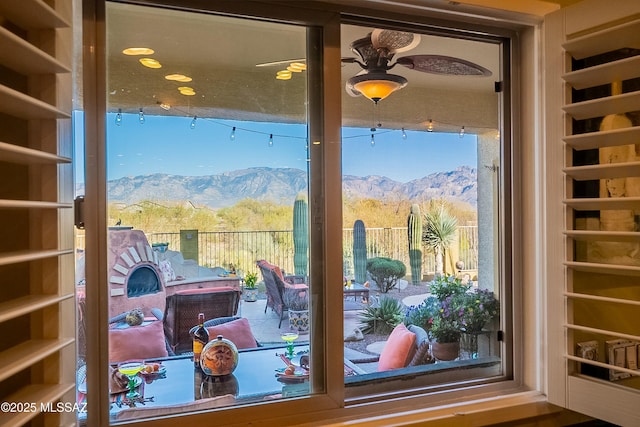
[0,0,75,425]
[546,1,640,425]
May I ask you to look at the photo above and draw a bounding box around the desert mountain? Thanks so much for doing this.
[91,166,477,208]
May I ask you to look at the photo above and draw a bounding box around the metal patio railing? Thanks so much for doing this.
[77,226,478,278]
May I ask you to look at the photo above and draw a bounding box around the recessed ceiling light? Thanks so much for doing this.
[122,47,154,55]
[165,74,193,82]
[178,86,196,96]
[276,70,292,80]
[139,58,162,69]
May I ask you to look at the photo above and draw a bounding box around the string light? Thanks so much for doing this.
[111,104,484,144]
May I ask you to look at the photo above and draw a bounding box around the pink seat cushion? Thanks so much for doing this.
[377,323,417,371]
[108,320,168,363]
[284,283,308,290]
[206,318,258,349]
[175,286,237,295]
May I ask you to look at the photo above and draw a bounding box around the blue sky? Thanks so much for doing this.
[74,112,477,184]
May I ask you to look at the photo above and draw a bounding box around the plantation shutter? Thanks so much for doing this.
[0,0,75,426]
[546,1,640,425]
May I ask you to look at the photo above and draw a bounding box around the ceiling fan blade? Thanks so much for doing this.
[255,58,306,67]
[396,55,492,76]
[371,29,420,54]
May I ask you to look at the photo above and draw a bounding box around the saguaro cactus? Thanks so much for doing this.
[407,203,422,285]
[353,220,367,284]
[293,193,309,276]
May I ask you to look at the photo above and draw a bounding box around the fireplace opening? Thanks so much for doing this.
[127,265,161,298]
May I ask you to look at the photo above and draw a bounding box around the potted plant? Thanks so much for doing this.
[283,289,309,333]
[429,294,464,361]
[243,271,258,302]
[459,288,499,358]
[420,275,470,361]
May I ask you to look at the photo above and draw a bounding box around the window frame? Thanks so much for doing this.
[81,1,529,425]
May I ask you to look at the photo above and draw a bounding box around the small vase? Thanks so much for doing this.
[432,340,460,361]
[288,309,310,333]
[461,332,480,359]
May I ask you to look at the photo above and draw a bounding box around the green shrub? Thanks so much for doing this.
[428,275,469,300]
[366,257,406,293]
[358,296,403,335]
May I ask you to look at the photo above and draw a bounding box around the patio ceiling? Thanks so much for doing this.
[105,2,503,134]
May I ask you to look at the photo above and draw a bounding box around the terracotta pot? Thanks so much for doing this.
[432,340,460,361]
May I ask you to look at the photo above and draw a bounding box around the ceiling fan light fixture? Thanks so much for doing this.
[348,72,407,103]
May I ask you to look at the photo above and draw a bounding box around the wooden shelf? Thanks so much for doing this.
[0,84,70,119]
[0,0,70,29]
[0,26,71,75]
[562,55,640,90]
[564,230,640,243]
[0,141,71,164]
[0,338,75,382]
[0,294,73,324]
[0,383,75,427]
[565,323,640,343]
[564,126,640,151]
[564,261,640,277]
[565,291,640,307]
[563,90,640,120]
[564,196,640,210]
[0,200,73,209]
[0,249,74,267]
[564,161,640,181]
[562,19,640,60]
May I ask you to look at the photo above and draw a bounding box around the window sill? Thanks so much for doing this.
[301,391,565,426]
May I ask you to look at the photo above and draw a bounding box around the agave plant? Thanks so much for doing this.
[358,296,404,335]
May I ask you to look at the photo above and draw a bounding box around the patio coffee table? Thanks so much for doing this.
[78,345,361,423]
[343,283,369,304]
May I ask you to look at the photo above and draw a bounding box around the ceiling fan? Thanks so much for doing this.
[257,29,492,104]
[343,29,492,103]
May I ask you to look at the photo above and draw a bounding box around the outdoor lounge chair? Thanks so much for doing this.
[163,287,241,354]
[346,324,433,373]
[189,316,261,349]
[256,260,307,327]
[108,308,173,363]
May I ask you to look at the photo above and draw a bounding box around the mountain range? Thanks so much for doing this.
[92,166,477,208]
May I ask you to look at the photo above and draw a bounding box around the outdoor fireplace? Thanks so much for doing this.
[108,228,166,318]
[127,265,161,297]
